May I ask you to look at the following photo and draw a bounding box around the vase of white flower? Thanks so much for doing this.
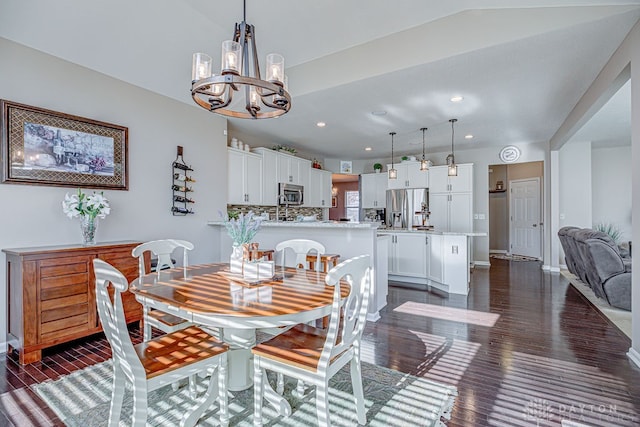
[62,189,111,245]
[80,215,99,246]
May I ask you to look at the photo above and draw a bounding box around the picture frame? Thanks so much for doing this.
[340,160,352,174]
[331,196,338,208]
[1,100,128,190]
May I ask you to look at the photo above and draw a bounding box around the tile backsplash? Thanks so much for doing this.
[227,205,324,222]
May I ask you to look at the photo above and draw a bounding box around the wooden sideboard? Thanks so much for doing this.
[3,241,148,364]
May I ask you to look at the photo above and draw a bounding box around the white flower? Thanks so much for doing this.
[62,189,111,220]
[62,193,80,218]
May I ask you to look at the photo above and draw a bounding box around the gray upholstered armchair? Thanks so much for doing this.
[558,227,631,311]
[585,236,631,311]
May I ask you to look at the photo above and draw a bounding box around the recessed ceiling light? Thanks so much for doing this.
[365,147,372,151]
[316,121,326,127]
[450,96,464,103]
[371,111,387,116]
[465,134,473,139]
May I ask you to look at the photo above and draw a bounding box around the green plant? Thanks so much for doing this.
[401,156,408,161]
[594,223,622,244]
[373,163,382,171]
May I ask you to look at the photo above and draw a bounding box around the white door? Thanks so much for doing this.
[449,193,473,233]
[395,233,427,277]
[510,178,541,258]
[429,193,450,231]
[245,154,262,205]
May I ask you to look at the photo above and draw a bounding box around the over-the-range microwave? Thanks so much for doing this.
[278,183,303,205]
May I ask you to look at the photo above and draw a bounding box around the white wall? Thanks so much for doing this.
[591,145,632,241]
[559,141,593,229]
[0,37,228,352]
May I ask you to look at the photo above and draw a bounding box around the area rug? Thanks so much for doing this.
[32,360,457,427]
[490,253,540,262]
[560,270,631,339]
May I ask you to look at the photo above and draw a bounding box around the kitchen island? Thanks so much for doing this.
[208,220,388,321]
[378,229,485,295]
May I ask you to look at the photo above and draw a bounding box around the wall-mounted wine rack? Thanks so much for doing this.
[171,146,195,215]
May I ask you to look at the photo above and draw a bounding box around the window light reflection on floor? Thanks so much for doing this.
[393,301,500,327]
[489,351,640,425]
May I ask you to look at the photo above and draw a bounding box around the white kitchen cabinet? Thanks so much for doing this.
[307,168,332,207]
[429,192,473,233]
[429,163,473,193]
[387,232,428,278]
[428,233,443,283]
[428,163,473,233]
[277,152,311,186]
[258,148,279,205]
[386,162,428,189]
[227,148,262,205]
[360,172,387,208]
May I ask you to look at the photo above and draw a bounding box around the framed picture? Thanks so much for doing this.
[1,100,128,190]
[340,160,352,173]
[331,196,338,208]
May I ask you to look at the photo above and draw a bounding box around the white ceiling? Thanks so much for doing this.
[1,0,638,160]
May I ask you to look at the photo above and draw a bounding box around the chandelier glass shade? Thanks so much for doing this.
[190,1,291,119]
[448,119,458,176]
[420,127,428,171]
[388,132,397,179]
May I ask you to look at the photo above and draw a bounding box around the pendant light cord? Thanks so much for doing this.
[390,132,396,167]
[450,119,457,157]
[421,127,427,160]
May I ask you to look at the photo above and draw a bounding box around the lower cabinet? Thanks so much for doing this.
[388,232,428,278]
[3,241,147,364]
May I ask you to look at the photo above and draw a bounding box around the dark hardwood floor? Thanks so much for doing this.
[1,258,639,426]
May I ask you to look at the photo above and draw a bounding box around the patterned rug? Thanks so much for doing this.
[490,253,540,262]
[32,360,457,426]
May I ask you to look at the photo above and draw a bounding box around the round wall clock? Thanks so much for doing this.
[499,145,521,163]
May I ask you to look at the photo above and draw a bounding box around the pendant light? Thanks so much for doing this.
[420,127,428,171]
[447,119,458,176]
[388,132,397,179]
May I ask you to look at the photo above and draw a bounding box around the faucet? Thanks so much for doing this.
[277,194,289,221]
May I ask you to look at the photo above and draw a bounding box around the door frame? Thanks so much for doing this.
[509,177,543,259]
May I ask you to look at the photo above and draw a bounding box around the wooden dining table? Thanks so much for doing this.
[129,262,348,415]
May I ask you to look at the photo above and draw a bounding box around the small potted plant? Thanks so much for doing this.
[373,163,383,173]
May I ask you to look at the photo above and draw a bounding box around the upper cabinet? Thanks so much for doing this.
[259,148,279,206]
[361,172,387,208]
[277,152,311,186]
[307,168,333,207]
[386,162,429,189]
[429,163,473,193]
[227,148,263,205]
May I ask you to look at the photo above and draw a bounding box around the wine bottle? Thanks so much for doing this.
[174,195,195,203]
[172,161,193,171]
[171,184,193,192]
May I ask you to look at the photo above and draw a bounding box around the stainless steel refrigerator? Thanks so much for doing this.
[385,188,429,230]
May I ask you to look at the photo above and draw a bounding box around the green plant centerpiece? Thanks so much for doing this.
[221,210,263,273]
[373,163,383,172]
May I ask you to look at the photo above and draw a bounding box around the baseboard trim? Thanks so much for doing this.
[474,261,491,267]
[542,264,560,273]
[489,250,508,254]
[0,342,6,354]
[366,312,381,322]
[628,348,640,369]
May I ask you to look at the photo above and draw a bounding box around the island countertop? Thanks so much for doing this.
[208,220,381,229]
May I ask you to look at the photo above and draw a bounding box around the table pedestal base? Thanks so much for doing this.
[222,328,255,391]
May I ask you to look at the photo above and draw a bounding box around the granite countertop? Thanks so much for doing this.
[208,220,381,229]
[377,229,487,237]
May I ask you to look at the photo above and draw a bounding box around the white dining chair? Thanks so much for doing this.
[132,239,195,341]
[252,254,372,427]
[275,239,325,269]
[93,259,229,427]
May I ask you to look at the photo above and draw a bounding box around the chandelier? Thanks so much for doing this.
[190,0,291,119]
